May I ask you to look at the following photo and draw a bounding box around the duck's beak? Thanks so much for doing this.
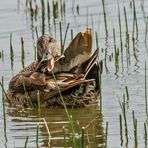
[47,52,55,72]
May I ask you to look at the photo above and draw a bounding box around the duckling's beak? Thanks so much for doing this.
[47,52,55,72]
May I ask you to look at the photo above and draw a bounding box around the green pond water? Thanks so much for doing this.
[0,0,147,147]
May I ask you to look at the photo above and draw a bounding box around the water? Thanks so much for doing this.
[0,0,148,147]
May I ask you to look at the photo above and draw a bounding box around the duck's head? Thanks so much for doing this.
[37,34,59,71]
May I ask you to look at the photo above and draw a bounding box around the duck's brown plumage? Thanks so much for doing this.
[6,28,102,108]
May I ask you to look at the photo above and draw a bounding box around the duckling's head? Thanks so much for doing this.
[37,34,59,71]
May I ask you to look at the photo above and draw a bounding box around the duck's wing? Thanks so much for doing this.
[70,48,103,90]
[53,28,92,73]
[9,71,47,93]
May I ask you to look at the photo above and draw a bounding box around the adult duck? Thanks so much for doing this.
[6,28,102,108]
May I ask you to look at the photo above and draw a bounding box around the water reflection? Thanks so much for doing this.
[7,105,105,147]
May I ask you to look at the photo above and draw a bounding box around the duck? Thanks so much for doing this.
[6,28,102,108]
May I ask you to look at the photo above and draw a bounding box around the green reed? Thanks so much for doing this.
[124,6,130,66]
[117,1,123,53]
[77,4,79,15]
[86,130,90,147]
[59,22,63,54]
[119,114,123,146]
[37,91,41,112]
[43,118,51,146]
[63,126,67,148]
[124,6,129,45]
[24,136,29,148]
[52,0,58,19]
[0,50,3,61]
[63,23,70,50]
[10,32,14,69]
[36,124,39,148]
[102,0,108,37]
[145,16,148,54]
[71,29,73,40]
[47,0,51,33]
[133,0,138,39]
[60,0,64,17]
[91,15,94,36]
[41,0,45,35]
[145,61,147,116]
[95,32,99,49]
[113,28,119,72]
[98,65,102,113]
[1,77,6,132]
[35,3,38,22]
[0,50,4,61]
[63,0,66,16]
[132,110,138,146]
[25,0,29,8]
[119,95,128,145]
[51,71,76,147]
[21,37,25,69]
[0,77,9,102]
[81,127,85,148]
[105,121,108,148]
[144,122,147,147]
[86,7,89,28]
[125,86,129,101]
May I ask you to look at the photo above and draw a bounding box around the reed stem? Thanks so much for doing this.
[81,127,85,148]
[10,33,14,69]
[37,91,41,112]
[21,37,25,69]
[105,121,108,148]
[145,60,147,117]
[63,23,70,50]
[24,136,29,148]
[117,1,123,53]
[36,124,39,148]
[125,86,129,101]
[119,114,123,146]
[59,22,63,54]
[63,126,67,148]
[102,0,108,37]
[41,0,45,35]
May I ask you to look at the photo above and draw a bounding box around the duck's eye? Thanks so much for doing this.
[49,38,52,42]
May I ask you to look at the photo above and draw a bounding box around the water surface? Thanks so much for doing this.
[0,0,148,147]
